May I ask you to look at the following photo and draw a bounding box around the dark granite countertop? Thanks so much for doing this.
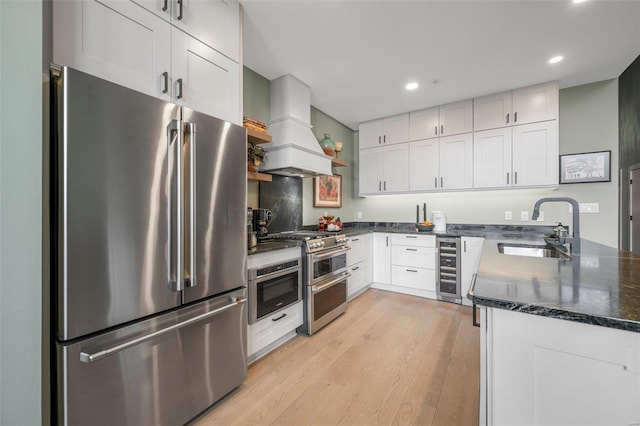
[471,234,640,333]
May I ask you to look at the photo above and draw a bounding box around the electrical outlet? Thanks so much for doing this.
[537,211,544,221]
[521,211,529,221]
[579,203,599,213]
[504,211,512,220]
[357,211,363,219]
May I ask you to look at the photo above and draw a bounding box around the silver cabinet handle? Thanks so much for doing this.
[183,122,196,288]
[378,181,382,191]
[351,266,360,271]
[506,113,509,124]
[434,177,438,188]
[352,238,359,242]
[378,136,381,144]
[441,124,444,135]
[406,248,418,251]
[80,297,247,363]
[167,120,183,292]
[507,172,510,185]
[515,171,518,185]
[162,0,168,11]
[514,111,518,123]
[176,0,183,20]
[464,240,467,252]
[176,78,183,99]
[406,269,418,273]
[383,181,386,191]
[383,135,386,143]
[162,71,168,94]
[440,177,443,188]
[434,126,438,136]
[405,236,417,239]
[386,236,389,246]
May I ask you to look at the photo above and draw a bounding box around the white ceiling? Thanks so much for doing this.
[241,0,640,130]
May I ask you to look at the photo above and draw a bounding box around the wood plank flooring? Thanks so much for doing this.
[191,289,480,426]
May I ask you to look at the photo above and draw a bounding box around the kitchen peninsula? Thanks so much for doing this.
[470,235,640,425]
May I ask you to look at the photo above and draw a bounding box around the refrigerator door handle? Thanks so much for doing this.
[168,119,184,292]
[184,122,196,288]
[80,297,247,363]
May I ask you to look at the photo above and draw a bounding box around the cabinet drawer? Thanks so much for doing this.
[391,266,436,291]
[248,301,302,356]
[347,262,367,298]
[347,237,365,266]
[391,246,435,269]
[391,233,435,247]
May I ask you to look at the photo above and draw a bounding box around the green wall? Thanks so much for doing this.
[0,1,43,424]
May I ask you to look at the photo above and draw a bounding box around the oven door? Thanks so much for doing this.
[307,271,350,335]
[308,246,349,286]
[249,267,301,324]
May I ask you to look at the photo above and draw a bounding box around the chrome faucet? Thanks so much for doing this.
[531,197,581,253]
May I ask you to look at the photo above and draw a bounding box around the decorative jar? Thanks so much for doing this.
[319,133,335,156]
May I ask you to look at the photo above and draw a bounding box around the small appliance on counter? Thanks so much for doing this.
[432,211,447,232]
[253,208,273,239]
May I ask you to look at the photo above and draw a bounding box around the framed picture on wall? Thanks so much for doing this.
[559,150,611,184]
[313,174,342,207]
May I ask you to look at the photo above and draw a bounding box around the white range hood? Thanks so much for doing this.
[260,74,333,177]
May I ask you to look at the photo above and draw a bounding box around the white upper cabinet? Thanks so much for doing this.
[358,144,409,195]
[409,139,440,191]
[409,100,473,140]
[439,100,473,136]
[409,107,439,140]
[359,114,409,149]
[512,121,558,186]
[172,30,240,123]
[132,0,240,62]
[473,127,513,188]
[439,133,473,190]
[409,134,473,192]
[54,0,172,101]
[54,0,241,124]
[474,81,558,131]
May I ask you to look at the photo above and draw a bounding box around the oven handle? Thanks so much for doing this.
[312,272,351,293]
[310,246,350,262]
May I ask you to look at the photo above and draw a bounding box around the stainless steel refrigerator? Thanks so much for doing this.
[50,65,248,425]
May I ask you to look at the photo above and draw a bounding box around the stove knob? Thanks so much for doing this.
[320,241,325,247]
[310,242,317,249]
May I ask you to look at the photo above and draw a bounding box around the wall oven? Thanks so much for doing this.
[248,258,302,324]
[304,245,350,335]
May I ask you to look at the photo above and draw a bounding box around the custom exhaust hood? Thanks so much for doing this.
[260,74,333,177]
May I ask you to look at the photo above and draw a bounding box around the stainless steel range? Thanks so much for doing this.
[267,231,350,335]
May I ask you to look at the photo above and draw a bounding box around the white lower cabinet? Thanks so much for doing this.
[372,233,436,298]
[373,233,391,284]
[481,307,640,426]
[347,234,372,299]
[460,237,484,306]
[247,300,303,362]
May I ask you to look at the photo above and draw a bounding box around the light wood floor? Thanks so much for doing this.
[192,289,480,426]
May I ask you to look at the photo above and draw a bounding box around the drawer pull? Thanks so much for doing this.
[406,269,418,273]
[406,236,418,239]
[351,266,360,271]
[406,248,418,251]
[272,313,287,322]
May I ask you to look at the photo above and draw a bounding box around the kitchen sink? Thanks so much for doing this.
[497,243,571,259]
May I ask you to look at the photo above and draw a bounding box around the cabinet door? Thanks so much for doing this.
[172,30,241,124]
[171,0,240,62]
[473,128,512,188]
[512,81,558,125]
[53,0,172,101]
[409,107,440,141]
[460,237,484,306]
[359,147,383,194]
[439,99,473,136]
[382,113,410,145]
[439,133,473,190]
[473,91,512,131]
[131,0,172,22]
[363,235,373,286]
[512,121,558,187]
[359,119,384,149]
[409,139,440,191]
[382,144,410,192]
[373,233,391,284]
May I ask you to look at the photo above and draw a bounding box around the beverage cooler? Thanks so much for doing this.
[436,237,461,303]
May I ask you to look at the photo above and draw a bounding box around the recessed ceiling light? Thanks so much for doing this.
[549,55,564,64]
[405,82,419,91]
[573,0,586,3]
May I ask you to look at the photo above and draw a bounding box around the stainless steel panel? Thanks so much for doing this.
[57,288,247,426]
[52,67,182,340]
[632,166,640,254]
[181,108,247,303]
